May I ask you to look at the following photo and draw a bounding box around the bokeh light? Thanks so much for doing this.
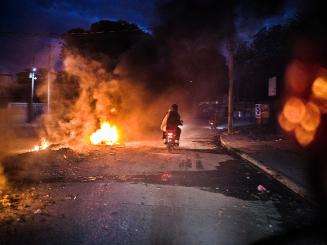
[312,76,327,100]
[294,125,315,147]
[300,102,321,132]
[283,97,306,124]
[285,61,311,94]
[278,113,297,132]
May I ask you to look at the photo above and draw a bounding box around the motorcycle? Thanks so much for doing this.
[166,128,177,152]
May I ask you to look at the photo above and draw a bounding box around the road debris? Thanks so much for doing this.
[160,173,172,182]
[257,185,267,192]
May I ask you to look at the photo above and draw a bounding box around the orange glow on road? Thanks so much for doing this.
[90,121,119,145]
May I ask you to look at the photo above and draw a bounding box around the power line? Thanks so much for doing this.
[0,73,13,77]
[0,32,60,38]
[0,29,145,38]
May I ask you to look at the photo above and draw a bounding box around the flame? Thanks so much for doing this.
[31,138,50,152]
[90,121,119,145]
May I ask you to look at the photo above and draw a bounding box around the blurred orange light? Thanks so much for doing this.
[294,125,315,146]
[312,76,327,100]
[283,97,306,124]
[278,113,296,132]
[300,102,321,132]
[285,61,310,94]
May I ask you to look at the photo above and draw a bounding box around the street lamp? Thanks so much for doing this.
[28,67,37,122]
[29,67,37,103]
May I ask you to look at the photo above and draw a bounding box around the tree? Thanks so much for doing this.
[155,0,285,133]
[62,20,149,72]
[234,25,292,101]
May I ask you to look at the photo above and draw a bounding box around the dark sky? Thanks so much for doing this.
[0,0,295,74]
[0,0,156,73]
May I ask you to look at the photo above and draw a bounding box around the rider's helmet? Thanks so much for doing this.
[171,104,178,111]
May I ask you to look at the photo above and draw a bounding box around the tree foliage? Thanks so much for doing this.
[63,20,149,71]
[234,3,327,101]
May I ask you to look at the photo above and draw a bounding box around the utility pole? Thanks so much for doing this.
[227,36,235,134]
[27,67,37,122]
[47,44,52,114]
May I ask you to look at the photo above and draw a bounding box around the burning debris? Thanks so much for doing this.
[36,52,124,147]
[30,138,50,152]
[90,121,119,145]
[36,52,160,148]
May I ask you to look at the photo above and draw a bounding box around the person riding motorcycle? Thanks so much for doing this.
[161,104,183,145]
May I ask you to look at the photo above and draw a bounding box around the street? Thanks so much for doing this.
[0,123,317,245]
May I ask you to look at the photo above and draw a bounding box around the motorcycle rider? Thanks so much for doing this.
[161,104,183,145]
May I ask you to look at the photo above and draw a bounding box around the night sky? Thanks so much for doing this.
[0,0,156,73]
[0,0,294,74]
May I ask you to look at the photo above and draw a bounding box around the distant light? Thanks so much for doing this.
[32,67,37,72]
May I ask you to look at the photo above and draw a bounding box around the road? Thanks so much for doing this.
[0,123,319,244]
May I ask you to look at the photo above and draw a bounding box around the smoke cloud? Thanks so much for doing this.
[36,50,191,147]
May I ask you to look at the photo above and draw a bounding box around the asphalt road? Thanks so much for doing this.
[0,124,321,244]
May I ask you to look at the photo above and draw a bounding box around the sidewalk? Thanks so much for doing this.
[220,127,312,200]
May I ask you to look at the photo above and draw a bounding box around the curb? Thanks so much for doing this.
[220,135,315,204]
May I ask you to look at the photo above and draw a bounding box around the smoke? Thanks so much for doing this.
[36,50,192,147]
[153,0,230,101]
[0,163,6,190]
[33,0,289,146]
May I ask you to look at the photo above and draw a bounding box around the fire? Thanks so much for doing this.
[90,121,119,145]
[31,138,50,152]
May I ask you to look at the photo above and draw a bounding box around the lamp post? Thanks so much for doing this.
[29,67,37,101]
[27,67,37,122]
[47,44,52,114]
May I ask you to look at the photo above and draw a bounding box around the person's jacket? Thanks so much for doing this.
[160,109,182,131]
